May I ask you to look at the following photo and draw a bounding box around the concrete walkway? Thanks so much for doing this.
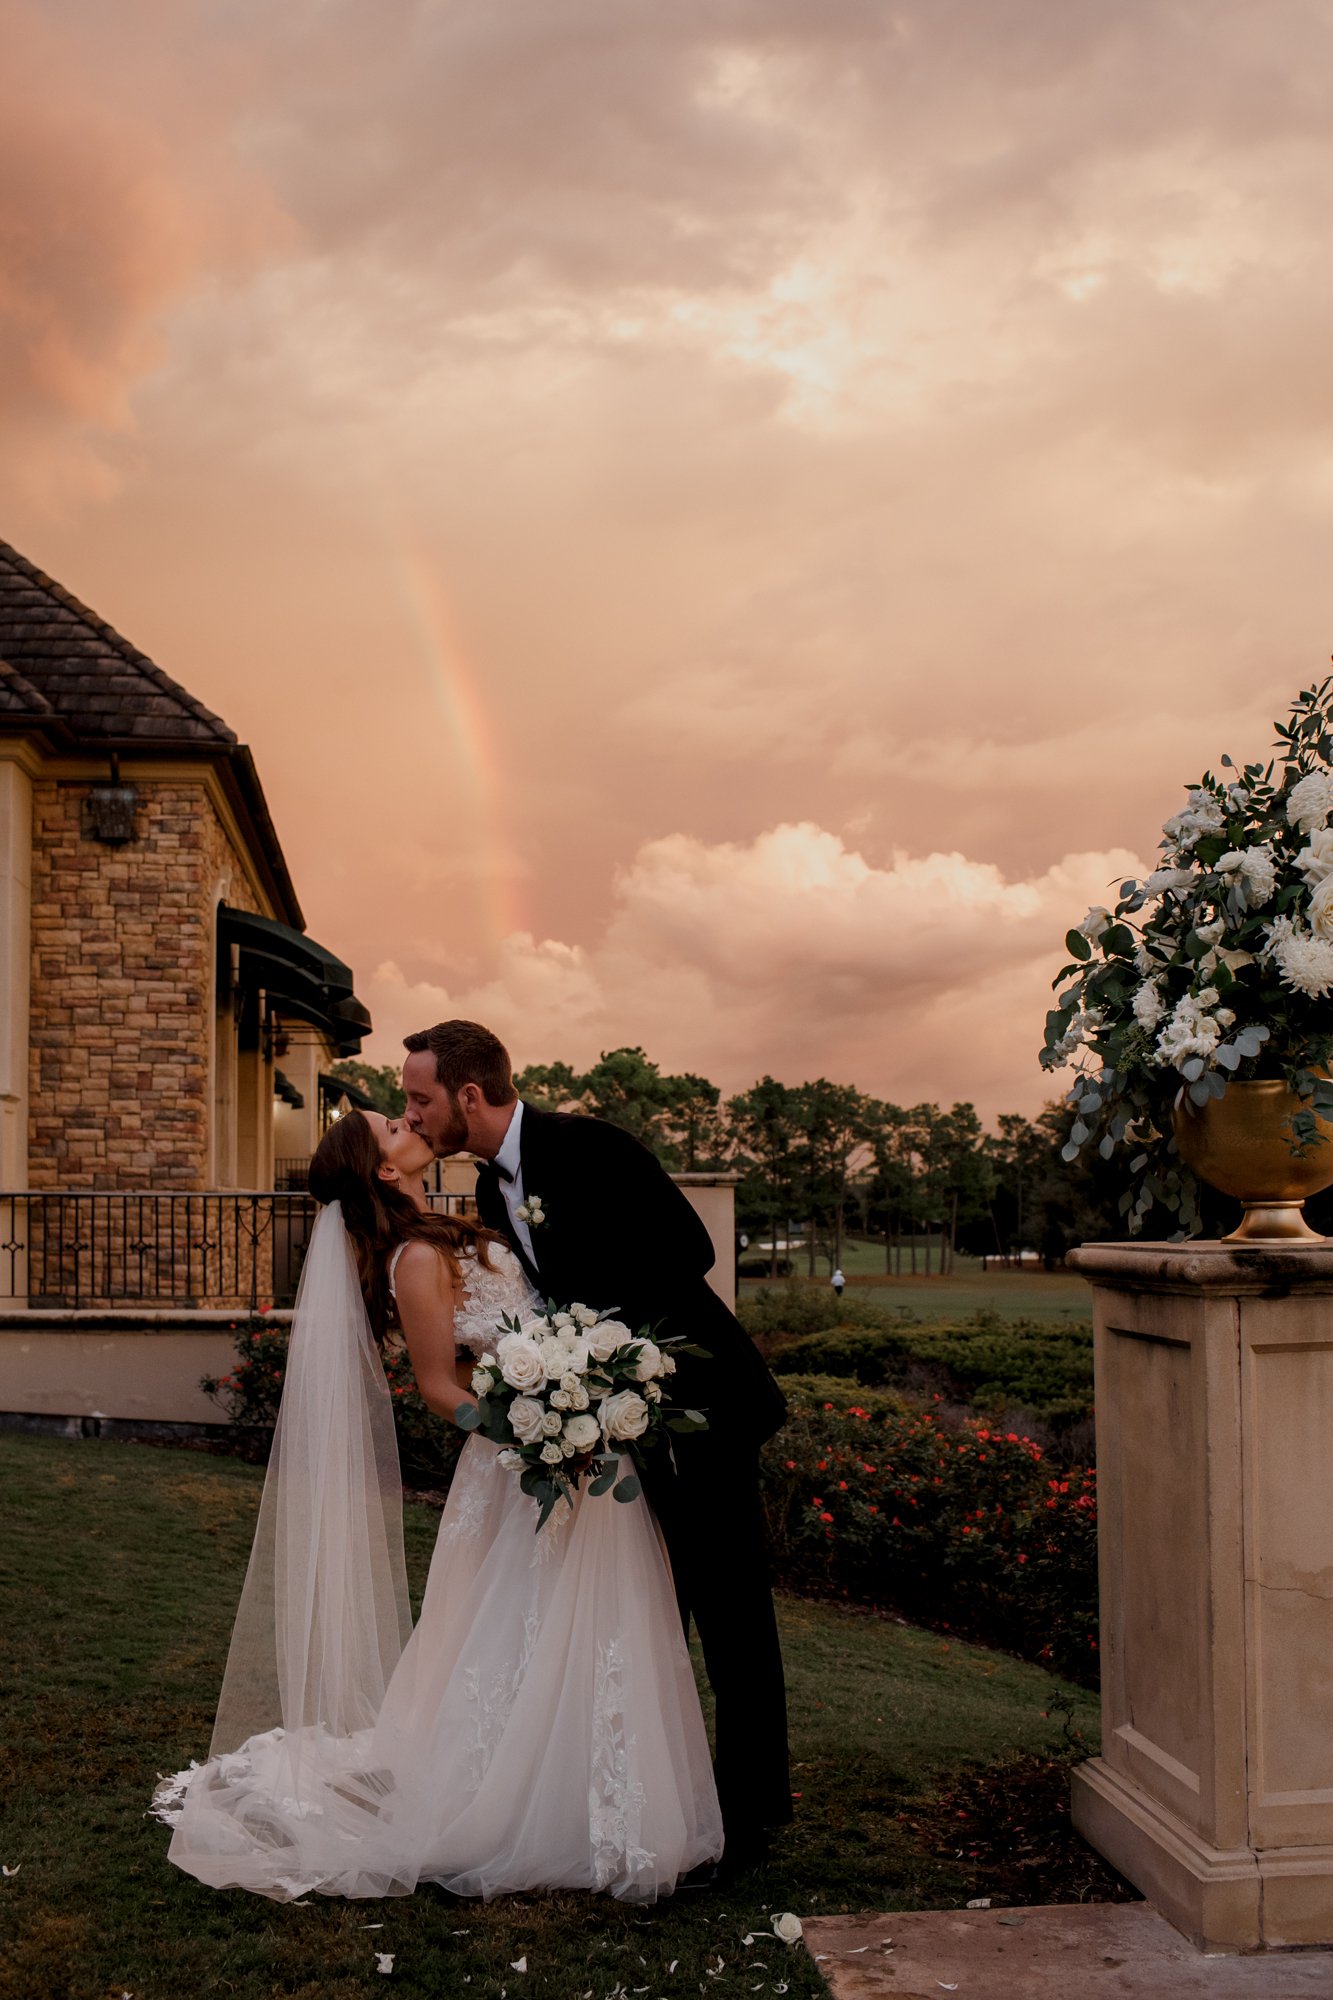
[804,1904,1333,1998]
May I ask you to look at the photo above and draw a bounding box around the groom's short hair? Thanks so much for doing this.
[403,1020,517,1106]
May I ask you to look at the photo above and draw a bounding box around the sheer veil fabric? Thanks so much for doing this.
[155,1207,723,1903]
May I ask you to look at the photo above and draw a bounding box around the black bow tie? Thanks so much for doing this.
[476,1159,514,1184]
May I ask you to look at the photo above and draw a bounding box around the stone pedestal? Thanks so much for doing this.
[1069,1242,1333,1951]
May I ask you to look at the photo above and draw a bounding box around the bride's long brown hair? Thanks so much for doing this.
[307,1110,505,1342]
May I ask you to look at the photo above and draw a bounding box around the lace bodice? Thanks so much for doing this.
[389,1239,539,1355]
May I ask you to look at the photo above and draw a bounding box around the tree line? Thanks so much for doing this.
[331,1047,1113,1270]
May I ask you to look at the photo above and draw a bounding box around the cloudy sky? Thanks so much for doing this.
[4,0,1331,1118]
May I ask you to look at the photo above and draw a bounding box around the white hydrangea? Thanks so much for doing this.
[1132,982,1166,1030]
[1162,788,1226,849]
[1287,771,1333,834]
[1155,993,1224,1067]
[1265,915,1333,996]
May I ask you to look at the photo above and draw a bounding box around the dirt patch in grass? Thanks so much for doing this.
[900,1751,1140,1909]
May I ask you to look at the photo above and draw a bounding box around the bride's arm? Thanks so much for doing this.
[392,1241,477,1426]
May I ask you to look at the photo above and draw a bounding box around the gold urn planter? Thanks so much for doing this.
[1172,1077,1333,1242]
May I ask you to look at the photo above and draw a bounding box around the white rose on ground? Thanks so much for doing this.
[540,1441,564,1464]
[508,1396,547,1446]
[772,1913,803,1945]
[1298,827,1333,887]
[587,1319,631,1363]
[631,1339,664,1381]
[600,1389,650,1441]
[562,1413,601,1451]
[1288,771,1333,833]
[497,1333,546,1394]
[540,1408,564,1437]
[1309,874,1333,941]
[1078,905,1111,942]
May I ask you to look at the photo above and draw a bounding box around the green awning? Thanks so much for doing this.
[218,905,371,1056]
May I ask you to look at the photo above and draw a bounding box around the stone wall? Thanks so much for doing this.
[27,777,263,1190]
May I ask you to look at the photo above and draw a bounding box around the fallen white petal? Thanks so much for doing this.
[2,1866,20,1878]
[361,1923,384,1929]
[667,1962,677,1975]
[939,1986,959,1993]
[510,1958,527,1973]
[375,1953,394,1974]
[966,1897,991,1909]
[842,1947,870,1955]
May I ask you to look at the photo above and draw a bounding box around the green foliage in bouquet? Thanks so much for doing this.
[1040,680,1333,1234]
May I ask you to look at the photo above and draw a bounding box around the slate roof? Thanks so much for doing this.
[0,538,236,746]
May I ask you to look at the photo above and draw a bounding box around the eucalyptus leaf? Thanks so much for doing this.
[612,1475,642,1504]
[1188,1079,1212,1106]
[454,1402,481,1431]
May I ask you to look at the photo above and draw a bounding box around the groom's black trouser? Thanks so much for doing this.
[643,1437,792,1846]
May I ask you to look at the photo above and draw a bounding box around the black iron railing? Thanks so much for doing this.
[0,1189,475,1310]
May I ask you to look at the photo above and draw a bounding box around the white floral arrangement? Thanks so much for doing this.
[1041,680,1333,1234]
[457,1302,707,1528]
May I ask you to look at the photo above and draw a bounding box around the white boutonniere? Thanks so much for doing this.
[516,1193,546,1228]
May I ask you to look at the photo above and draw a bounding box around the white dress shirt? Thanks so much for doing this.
[491,1099,535,1266]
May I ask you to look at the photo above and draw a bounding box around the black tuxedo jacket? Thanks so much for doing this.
[472,1104,787,1448]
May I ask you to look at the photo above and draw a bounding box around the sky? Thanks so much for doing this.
[4,0,1332,1120]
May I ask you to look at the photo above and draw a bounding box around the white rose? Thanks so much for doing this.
[1132,982,1165,1031]
[1145,867,1195,896]
[567,1384,590,1411]
[559,1371,583,1396]
[631,1339,664,1381]
[1298,826,1333,887]
[540,1408,563,1437]
[471,1366,495,1395]
[540,1441,564,1465]
[1194,916,1224,945]
[497,1448,523,1470]
[1310,873,1333,941]
[508,1396,547,1446]
[561,1438,577,1457]
[600,1389,650,1441]
[552,1311,574,1330]
[772,1913,803,1946]
[562,1413,601,1451]
[644,1381,662,1402]
[480,1351,497,1368]
[571,1304,599,1328]
[661,1354,677,1375]
[539,1337,569,1380]
[549,1390,571,1410]
[497,1333,546,1394]
[587,1319,631,1363]
[1078,905,1111,942]
[519,1315,550,1341]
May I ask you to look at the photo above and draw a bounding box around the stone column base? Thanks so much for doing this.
[1074,1758,1333,1951]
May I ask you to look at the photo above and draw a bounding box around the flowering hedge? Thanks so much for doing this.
[202,1318,466,1490]
[760,1396,1099,1685]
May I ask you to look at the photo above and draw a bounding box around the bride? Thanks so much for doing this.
[154,1108,723,1902]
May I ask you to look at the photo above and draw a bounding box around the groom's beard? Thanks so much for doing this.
[435,1096,471,1155]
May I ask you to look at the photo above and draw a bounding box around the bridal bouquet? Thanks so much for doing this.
[1040,679,1333,1233]
[456,1302,708,1529]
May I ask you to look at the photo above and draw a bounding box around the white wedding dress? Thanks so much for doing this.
[155,1238,723,1903]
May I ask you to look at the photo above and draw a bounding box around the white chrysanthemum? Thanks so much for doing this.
[1265,915,1333,996]
[1287,771,1333,834]
[1132,982,1166,1031]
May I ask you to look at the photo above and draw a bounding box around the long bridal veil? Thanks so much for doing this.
[159,1201,416,1895]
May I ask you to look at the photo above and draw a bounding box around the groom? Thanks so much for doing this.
[402,1018,791,1871]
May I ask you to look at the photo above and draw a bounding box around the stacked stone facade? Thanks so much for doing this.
[27,776,262,1190]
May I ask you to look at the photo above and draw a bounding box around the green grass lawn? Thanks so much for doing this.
[0,1435,1099,2000]
[741,1263,1092,1326]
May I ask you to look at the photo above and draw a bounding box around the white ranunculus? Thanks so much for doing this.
[1078,905,1111,942]
[600,1389,650,1441]
[631,1339,664,1382]
[1299,826,1333,887]
[497,1333,546,1394]
[540,1441,564,1465]
[540,1408,564,1436]
[1287,771,1333,833]
[562,1413,601,1451]
[1309,873,1333,941]
[587,1318,631,1363]
[508,1396,547,1446]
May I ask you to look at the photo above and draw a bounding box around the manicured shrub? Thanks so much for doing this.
[760,1395,1099,1685]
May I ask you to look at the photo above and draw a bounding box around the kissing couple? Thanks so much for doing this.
[155,1019,791,1903]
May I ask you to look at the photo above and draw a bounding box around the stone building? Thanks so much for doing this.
[0,537,370,1198]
